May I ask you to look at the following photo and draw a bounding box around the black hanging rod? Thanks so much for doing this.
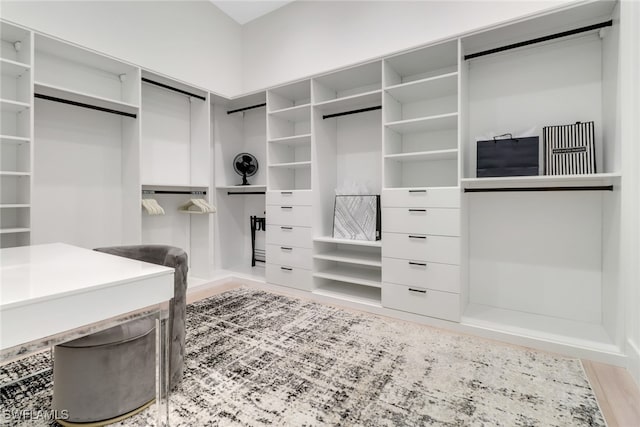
[227,103,266,115]
[464,185,613,193]
[141,77,206,101]
[227,191,266,195]
[323,105,381,120]
[464,20,613,60]
[35,93,137,118]
[142,190,207,195]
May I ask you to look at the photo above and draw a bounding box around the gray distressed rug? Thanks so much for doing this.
[1,288,605,426]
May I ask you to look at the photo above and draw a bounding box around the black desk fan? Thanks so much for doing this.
[233,152,258,185]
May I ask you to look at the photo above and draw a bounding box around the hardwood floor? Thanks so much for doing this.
[186,282,640,426]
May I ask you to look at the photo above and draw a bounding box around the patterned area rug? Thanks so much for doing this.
[1,288,605,426]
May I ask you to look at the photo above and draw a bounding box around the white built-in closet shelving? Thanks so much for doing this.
[309,61,384,306]
[140,71,213,283]
[0,22,32,248]
[212,91,267,280]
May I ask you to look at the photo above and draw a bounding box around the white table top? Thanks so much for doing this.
[1,243,174,351]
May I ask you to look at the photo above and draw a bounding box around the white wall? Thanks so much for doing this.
[242,0,577,93]
[0,0,243,97]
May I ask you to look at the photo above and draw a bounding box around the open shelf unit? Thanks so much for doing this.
[267,80,312,191]
[0,21,32,249]
[212,91,267,279]
[313,281,382,307]
[383,40,460,189]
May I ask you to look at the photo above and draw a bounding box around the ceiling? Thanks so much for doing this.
[210,1,295,25]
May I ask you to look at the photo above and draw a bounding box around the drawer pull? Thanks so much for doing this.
[281,206,293,209]
[408,235,427,239]
[280,246,293,251]
[408,209,426,213]
[408,261,427,267]
[281,191,293,195]
[408,189,427,193]
[280,226,293,230]
[408,288,427,294]
[281,266,293,271]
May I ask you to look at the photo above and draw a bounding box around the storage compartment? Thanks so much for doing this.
[382,207,460,236]
[266,190,312,206]
[382,188,460,208]
[266,244,312,269]
[382,257,460,293]
[382,232,460,265]
[266,205,312,227]
[265,224,312,248]
[382,281,460,321]
[313,61,381,103]
[266,263,312,291]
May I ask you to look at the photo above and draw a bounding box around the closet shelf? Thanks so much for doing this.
[0,204,30,208]
[313,282,382,307]
[314,236,382,247]
[268,134,311,145]
[385,112,458,134]
[268,161,311,169]
[385,72,458,103]
[313,90,382,116]
[0,58,31,78]
[0,135,30,144]
[461,173,621,190]
[313,265,382,288]
[34,82,139,116]
[0,98,30,113]
[385,149,458,162]
[268,103,311,122]
[314,250,382,267]
[0,227,30,234]
[0,171,30,177]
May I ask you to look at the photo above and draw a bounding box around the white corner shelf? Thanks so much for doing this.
[268,134,312,145]
[268,103,311,122]
[313,281,382,307]
[461,173,621,190]
[0,98,30,114]
[0,135,30,144]
[385,112,458,134]
[314,90,382,116]
[0,58,31,78]
[0,227,30,234]
[314,236,382,247]
[314,249,382,267]
[314,265,381,288]
[384,149,458,162]
[386,72,458,104]
[35,82,139,116]
[268,161,311,169]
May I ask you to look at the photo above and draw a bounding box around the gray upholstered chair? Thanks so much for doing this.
[52,245,188,424]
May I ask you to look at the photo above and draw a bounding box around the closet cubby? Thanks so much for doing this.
[34,35,139,114]
[267,80,312,191]
[312,61,382,112]
[460,1,623,352]
[212,92,267,280]
[0,22,32,248]
[383,40,460,190]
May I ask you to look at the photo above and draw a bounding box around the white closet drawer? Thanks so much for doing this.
[382,208,459,236]
[266,225,312,248]
[266,244,312,269]
[382,257,460,293]
[266,190,312,206]
[266,263,312,291]
[382,282,460,321]
[382,188,460,208]
[266,205,312,227]
[382,232,460,265]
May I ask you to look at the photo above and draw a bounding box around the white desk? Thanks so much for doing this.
[0,243,174,425]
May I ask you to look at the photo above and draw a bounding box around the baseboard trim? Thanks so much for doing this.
[627,339,640,388]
